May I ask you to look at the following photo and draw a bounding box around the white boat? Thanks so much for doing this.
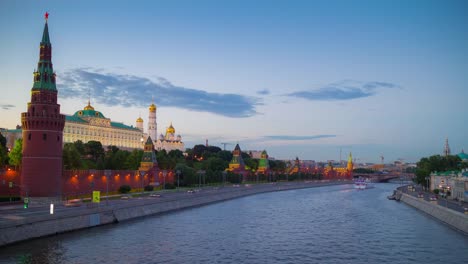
[354,178,374,190]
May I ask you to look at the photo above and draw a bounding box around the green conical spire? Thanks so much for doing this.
[32,14,56,91]
[41,21,50,44]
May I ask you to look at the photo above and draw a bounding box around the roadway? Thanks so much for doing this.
[398,185,468,214]
[0,180,350,227]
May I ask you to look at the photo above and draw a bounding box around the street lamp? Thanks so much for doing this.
[162,170,167,190]
[176,170,181,189]
[104,170,111,205]
[425,176,430,192]
[222,171,227,187]
[139,170,146,195]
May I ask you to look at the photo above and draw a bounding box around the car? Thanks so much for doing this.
[121,195,131,200]
[429,196,437,201]
[417,193,424,198]
[64,199,82,207]
[149,193,161,198]
[187,189,194,193]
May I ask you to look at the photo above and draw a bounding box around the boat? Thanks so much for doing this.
[354,178,374,190]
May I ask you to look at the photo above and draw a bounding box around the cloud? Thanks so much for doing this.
[0,104,15,110]
[257,89,270,95]
[287,80,400,101]
[264,135,337,141]
[58,68,260,118]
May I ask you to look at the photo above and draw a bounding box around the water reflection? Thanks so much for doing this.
[0,184,467,264]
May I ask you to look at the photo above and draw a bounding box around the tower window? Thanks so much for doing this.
[43,133,47,141]
[57,136,60,142]
[28,133,31,140]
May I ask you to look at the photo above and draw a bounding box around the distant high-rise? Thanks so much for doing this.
[21,13,65,198]
[444,137,451,156]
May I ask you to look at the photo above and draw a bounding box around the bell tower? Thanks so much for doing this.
[20,13,65,198]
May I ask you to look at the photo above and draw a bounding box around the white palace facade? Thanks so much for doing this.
[2,101,185,152]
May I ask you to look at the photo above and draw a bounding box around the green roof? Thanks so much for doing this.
[73,109,106,119]
[41,21,50,44]
[433,171,459,176]
[65,115,86,123]
[110,122,139,131]
[458,152,468,160]
[32,21,56,91]
[5,129,22,133]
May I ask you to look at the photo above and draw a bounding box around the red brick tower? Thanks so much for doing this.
[21,13,65,198]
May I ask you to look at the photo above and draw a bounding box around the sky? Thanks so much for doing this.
[0,0,467,163]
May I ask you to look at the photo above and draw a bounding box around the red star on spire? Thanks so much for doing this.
[45,12,49,20]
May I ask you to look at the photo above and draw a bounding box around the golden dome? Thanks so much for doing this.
[84,101,94,111]
[149,103,157,112]
[136,117,143,123]
[166,123,175,134]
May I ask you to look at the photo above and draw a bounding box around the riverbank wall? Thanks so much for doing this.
[0,181,350,247]
[397,191,468,234]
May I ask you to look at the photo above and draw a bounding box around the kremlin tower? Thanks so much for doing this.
[148,101,157,141]
[21,13,65,198]
[257,150,270,174]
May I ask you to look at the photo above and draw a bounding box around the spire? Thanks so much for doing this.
[444,137,451,156]
[33,13,56,91]
[41,13,50,44]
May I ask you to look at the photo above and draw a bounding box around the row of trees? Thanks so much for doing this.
[0,134,22,168]
[2,137,293,185]
[414,154,468,185]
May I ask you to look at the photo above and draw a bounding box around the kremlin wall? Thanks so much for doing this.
[0,15,353,200]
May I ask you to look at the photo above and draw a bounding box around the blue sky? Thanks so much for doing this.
[1,0,467,163]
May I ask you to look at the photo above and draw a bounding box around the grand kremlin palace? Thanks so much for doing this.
[2,101,185,152]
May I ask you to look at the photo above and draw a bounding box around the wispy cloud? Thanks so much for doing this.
[287,80,400,101]
[257,89,270,95]
[0,104,15,110]
[264,135,337,141]
[58,68,260,118]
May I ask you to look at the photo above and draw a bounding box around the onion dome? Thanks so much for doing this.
[159,133,164,140]
[84,101,94,110]
[166,122,175,134]
[177,134,182,141]
[136,117,143,123]
[149,103,157,112]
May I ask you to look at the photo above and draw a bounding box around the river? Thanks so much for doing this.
[0,183,467,264]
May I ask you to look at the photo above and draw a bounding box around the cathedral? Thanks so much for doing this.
[136,102,185,152]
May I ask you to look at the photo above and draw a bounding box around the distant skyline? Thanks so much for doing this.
[1,0,467,163]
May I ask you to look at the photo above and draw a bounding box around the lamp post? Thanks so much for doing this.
[162,170,167,190]
[425,176,430,192]
[139,170,146,195]
[176,170,181,189]
[104,170,111,205]
[222,171,226,187]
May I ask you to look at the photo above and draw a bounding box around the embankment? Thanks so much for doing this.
[0,181,350,247]
[397,191,468,234]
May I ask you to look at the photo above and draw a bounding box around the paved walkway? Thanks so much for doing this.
[397,185,468,214]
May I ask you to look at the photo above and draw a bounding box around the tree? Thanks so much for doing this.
[175,163,196,186]
[84,141,105,163]
[0,133,8,167]
[8,138,22,167]
[124,149,144,170]
[414,155,463,185]
[63,143,82,169]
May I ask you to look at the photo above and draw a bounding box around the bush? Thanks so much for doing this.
[144,185,154,192]
[164,183,176,189]
[433,189,440,194]
[118,185,131,194]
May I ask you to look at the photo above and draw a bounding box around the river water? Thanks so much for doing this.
[0,183,467,264]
